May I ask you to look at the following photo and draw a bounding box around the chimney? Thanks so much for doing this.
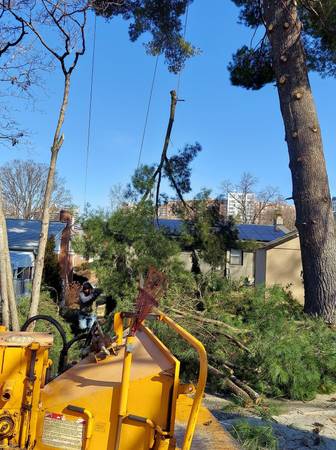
[60,209,72,224]
[274,213,284,230]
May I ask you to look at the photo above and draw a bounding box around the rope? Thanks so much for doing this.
[83,14,97,213]
[136,54,160,169]
[176,2,190,98]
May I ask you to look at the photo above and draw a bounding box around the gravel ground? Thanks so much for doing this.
[204,393,336,449]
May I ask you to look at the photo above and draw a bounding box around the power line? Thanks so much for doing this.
[136,54,160,169]
[83,14,97,213]
[176,2,190,98]
[137,1,190,170]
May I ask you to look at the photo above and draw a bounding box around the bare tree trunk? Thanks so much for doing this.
[264,0,336,322]
[5,260,19,330]
[0,183,19,330]
[29,74,70,318]
[0,215,10,328]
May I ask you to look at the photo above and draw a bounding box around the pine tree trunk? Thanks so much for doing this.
[263,0,336,322]
[29,74,70,319]
[0,183,19,330]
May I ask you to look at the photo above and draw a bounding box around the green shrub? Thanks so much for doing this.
[231,420,278,450]
[42,236,62,300]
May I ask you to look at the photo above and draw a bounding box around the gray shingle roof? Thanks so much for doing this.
[6,218,66,251]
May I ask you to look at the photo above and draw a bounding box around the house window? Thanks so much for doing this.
[230,249,243,265]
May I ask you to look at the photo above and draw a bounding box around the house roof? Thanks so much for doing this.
[237,224,289,242]
[157,219,289,242]
[10,251,34,269]
[6,218,66,251]
[259,230,299,250]
[157,219,184,235]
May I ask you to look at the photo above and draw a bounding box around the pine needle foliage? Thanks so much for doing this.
[92,0,197,73]
[155,276,336,401]
[229,0,336,88]
[75,182,336,401]
[232,286,336,400]
[73,202,181,306]
[231,420,278,450]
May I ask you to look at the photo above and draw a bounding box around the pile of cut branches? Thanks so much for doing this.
[157,282,336,402]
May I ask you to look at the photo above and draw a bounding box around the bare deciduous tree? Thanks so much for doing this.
[0,180,19,330]
[0,2,47,146]
[252,186,284,224]
[222,172,282,224]
[109,183,129,213]
[0,2,36,329]
[5,0,88,318]
[0,190,10,328]
[0,159,72,220]
[259,202,296,230]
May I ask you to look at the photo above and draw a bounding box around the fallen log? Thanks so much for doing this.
[230,375,261,404]
[208,364,260,405]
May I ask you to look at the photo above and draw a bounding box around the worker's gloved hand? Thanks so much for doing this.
[92,288,103,300]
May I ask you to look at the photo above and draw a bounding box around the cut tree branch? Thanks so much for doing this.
[208,364,260,404]
[142,90,177,204]
[167,306,249,334]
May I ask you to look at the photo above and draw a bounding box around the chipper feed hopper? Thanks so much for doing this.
[0,276,238,450]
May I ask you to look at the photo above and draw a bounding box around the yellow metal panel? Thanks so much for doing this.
[140,325,180,438]
[157,312,208,450]
[0,332,52,449]
[35,332,177,450]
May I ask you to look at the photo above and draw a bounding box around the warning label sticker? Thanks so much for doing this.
[42,412,85,450]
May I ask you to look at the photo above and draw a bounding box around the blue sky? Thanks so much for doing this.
[2,0,336,210]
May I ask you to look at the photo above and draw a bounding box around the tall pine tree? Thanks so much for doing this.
[229,0,336,323]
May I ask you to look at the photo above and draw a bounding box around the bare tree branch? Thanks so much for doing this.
[4,1,87,76]
[223,172,281,224]
[142,90,178,203]
[141,90,194,217]
[0,14,26,56]
[0,160,72,219]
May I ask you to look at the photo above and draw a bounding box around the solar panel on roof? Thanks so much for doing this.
[156,219,184,234]
[237,224,286,242]
[156,219,287,242]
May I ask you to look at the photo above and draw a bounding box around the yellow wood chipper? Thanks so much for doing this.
[0,287,238,450]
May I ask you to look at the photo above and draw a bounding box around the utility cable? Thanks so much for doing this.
[137,3,190,170]
[83,14,97,213]
[176,2,190,99]
[136,54,160,169]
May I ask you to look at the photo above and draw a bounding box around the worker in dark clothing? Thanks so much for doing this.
[79,282,102,331]
[104,295,117,316]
